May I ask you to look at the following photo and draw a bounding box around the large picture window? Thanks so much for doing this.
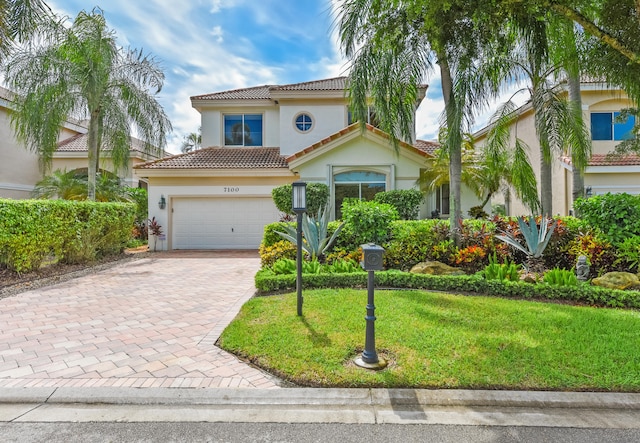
[334,170,386,219]
[590,112,635,141]
[224,114,263,146]
[347,106,379,128]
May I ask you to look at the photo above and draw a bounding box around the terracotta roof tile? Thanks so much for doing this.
[56,133,164,158]
[286,124,433,162]
[191,85,273,101]
[561,154,640,167]
[272,77,347,91]
[135,147,288,169]
[414,139,440,155]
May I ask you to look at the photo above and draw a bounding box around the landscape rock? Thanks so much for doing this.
[592,272,640,290]
[410,261,465,276]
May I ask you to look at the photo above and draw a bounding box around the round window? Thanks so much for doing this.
[294,113,313,132]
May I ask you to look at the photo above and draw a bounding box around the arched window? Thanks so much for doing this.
[334,170,386,218]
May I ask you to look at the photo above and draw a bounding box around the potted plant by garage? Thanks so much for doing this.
[148,217,164,252]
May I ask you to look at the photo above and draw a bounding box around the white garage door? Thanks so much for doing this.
[172,197,281,249]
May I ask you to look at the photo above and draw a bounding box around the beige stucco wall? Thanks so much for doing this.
[278,101,349,156]
[0,105,41,198]
[476,86,640,217]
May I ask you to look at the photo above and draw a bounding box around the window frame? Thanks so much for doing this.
[590,111,635,141]
[223,113,264,147]
[293,112,314,133]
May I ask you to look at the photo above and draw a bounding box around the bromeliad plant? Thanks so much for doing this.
[275,205,345,262]
[495,215,557,274]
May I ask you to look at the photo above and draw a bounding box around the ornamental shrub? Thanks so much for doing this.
[0,199,134,272]
[259,240,296,268]
[271,183,329,216]
[374,189,424,220]
[574,193,640,244]
[341,199,399,247]
[383,219,449,270]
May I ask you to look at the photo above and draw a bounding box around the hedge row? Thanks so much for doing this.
[254,271,640,310]
[0,199,135,272]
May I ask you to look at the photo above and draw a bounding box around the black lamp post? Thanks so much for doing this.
[355,243,388,370]
[292,181,307,316]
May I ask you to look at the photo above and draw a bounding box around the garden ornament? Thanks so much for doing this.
[576,255,590,281]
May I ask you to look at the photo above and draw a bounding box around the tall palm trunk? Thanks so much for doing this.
[569,73,585,206]
[87,113,100,201]
[439,55,462,244]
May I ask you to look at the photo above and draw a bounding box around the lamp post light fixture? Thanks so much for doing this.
[292,181,307,316]
[158,195,166,210]
[355,243,388,370]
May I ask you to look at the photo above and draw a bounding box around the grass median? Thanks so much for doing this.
[218,288,640,391]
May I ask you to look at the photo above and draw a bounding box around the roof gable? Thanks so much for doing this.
[286,123,433,168]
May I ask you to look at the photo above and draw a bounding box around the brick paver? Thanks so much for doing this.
[0,251,280,389]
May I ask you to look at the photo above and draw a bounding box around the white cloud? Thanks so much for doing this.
[210,26,223,43]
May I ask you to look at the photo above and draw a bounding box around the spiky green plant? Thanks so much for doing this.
[495,215,557,273]
[275,205,345,261]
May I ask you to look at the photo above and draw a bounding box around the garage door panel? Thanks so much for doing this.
[172,197,281,249]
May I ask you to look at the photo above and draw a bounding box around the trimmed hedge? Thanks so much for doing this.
[254,270,640,310]
[0,199,135,272]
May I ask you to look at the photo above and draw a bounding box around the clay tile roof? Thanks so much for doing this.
[56,133,163,157]
[271,77,347,91]
[414,139,440,156]
[561,154,640,167]
[135,147,289,169]
[286,123,433,163]
[191,85,273,101]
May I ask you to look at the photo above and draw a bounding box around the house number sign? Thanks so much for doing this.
[223,187,240,193]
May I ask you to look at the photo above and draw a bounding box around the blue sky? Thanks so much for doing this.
[46,0,449,153]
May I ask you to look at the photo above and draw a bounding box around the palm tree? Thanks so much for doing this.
[482,17,591,215]
[32,168,131,201]
[4,8,171,200]
[180,127,202,153]
[338,1,491,243]
[0,0,51,61]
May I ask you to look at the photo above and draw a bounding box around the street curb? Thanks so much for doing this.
[2,387,640,410]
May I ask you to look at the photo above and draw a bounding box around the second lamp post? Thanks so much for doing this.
[292,181,307,316]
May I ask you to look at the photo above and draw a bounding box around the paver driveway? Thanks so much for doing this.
[0,251,280,389]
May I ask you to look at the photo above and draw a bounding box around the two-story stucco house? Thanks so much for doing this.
[136,77,478,251]
[474,80,640,216]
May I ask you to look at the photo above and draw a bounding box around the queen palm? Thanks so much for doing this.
[338,0,491,243]
[0,0,51,61]
[4,8,171,200]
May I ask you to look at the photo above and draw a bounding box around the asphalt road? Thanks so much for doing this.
[2,422,640,443]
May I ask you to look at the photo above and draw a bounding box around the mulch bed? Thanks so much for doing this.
[0,246,150,299]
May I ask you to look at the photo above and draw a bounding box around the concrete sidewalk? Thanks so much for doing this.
[2,387,640,427]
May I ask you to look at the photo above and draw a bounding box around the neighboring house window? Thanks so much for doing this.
[590,112,635,141]
[334,170,386,219]
[294,113,313,132]
[347,106,379,127]
[224,114,263,146]
[436,183,450,216]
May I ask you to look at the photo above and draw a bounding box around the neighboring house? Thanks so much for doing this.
[474,81,640,216]
[0,86,164,198]
[135,77,483,251]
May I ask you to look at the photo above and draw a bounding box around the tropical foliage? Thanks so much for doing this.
[496,215,557,273]
[4,8,171,200]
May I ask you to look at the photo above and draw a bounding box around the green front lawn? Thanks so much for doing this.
[219,289,640,390]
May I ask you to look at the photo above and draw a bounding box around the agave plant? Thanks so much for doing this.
[495,215,557,274]
[276,205,345,262]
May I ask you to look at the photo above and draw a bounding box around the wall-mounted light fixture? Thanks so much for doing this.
[158,195,166,209]
[585,186,593,198]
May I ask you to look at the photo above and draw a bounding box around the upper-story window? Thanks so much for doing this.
[591,112,635,141]
[294,113,313,133]
[224,114,263,146]
[347,106,379,128]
